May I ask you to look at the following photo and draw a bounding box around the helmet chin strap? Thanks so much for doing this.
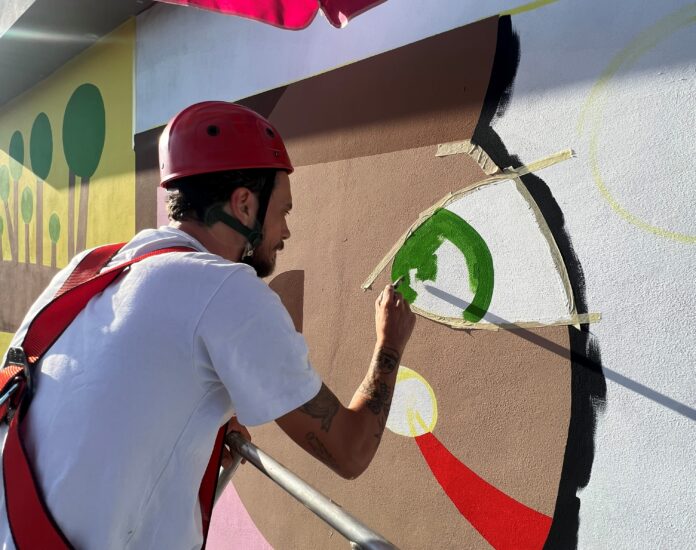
[204,203,263,257]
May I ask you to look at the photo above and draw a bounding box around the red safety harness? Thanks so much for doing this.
[0,243,226,549]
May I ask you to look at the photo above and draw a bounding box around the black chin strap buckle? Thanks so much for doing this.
[204,204,263,252]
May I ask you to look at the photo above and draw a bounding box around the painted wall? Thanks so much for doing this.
[0,0,693,548]
[135,0,542,133]
[485,3,696,547]
[0,20,136,346]
[135,1,695,548]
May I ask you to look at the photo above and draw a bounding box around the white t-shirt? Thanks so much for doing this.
[0,226,321,549]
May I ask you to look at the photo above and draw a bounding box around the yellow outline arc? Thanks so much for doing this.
[579,4,696,244]
[501,0,559,17]
[393,366,438,437]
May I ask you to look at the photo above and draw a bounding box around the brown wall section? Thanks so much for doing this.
[133,16,572,549]
[234,145,570,550]
[0,263,57,332]
[134,126,161,231]
[239,17,498,167]
[268,270,305,333]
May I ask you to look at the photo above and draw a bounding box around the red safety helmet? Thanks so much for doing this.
[159,101,293,188]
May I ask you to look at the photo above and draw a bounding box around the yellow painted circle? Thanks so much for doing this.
[580,5,696,244]
[386,366,438,437]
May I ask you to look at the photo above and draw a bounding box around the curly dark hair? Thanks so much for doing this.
[166,169,277,223]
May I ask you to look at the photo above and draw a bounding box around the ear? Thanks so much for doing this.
[228,187,256,225]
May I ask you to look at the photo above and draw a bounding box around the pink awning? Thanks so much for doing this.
[155,0,387,29]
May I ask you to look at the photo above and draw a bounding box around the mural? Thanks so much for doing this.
[579,4,696,245]
[474,2,695,548]
[135,11,607,548]
[0,0,687,547]
[387,363,553,550]
[0,20,136,347]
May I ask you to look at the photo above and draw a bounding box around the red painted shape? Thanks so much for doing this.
[415,432,552,550]
[155,0,385,29]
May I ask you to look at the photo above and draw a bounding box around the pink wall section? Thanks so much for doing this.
[208,483,273,550]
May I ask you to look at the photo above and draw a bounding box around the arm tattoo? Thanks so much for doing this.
[300,384,340,432]
[359,379,391,416]
[372,347,400,374]
[359,347,400,416]
[359,346,400,443]
[306,432,339,470]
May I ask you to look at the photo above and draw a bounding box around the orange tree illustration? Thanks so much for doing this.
[9,132,24,262]
[21,187,34,264]
[0,166,15,262]
[48,212,61,268]
[30,112,52,266]
[62,84,105,255]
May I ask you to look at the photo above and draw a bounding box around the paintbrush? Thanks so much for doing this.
[392,275,404,291]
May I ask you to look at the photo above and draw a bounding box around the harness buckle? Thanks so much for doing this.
[1,347,32,422]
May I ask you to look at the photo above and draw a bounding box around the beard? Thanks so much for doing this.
[242,244,279,278]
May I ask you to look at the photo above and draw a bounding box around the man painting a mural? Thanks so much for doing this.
[0,102,416,548]
[1,0,694,548]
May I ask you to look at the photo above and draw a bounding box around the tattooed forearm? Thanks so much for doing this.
[306,432,339,470]
[300,384,340,432]
[359,346,399,416]
[356,346,400,445]
[359,379,391,416]
[371,347,400,374]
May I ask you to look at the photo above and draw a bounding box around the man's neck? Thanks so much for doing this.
[170,220,246,262]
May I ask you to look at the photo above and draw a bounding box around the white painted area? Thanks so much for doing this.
[133,0,696,546]
[592,37,695,237]
[386,366,437,437]
[489,0,696,547]
[136,0,524,131]
[0,0,35,38]
[409,179,573,325]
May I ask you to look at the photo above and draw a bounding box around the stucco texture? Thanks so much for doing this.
[115,0,696,547]
[224,17,577,550]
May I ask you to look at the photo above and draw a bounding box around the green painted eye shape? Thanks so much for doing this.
[391,208,494,323]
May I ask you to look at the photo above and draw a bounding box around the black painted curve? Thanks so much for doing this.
[471,16,607,550]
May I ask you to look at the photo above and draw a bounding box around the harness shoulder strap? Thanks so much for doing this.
[2,243,225,549]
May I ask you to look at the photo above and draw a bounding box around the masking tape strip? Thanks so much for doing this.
[436,140,502,176]
[412,307,601,331]
[361,148,575,290]
[512,177,577,317]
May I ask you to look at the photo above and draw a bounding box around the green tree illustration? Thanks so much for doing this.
[63,84,105,256]
[9,131,24,262]
[30,112,52,266]
[0,165,15,262]
[21,187,34,264]
[48,212,61,268]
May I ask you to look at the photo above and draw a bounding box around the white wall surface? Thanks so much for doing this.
[0,0,35,37]
[410,179,574,326]
[489,1,695,547]
[136,0,526,131]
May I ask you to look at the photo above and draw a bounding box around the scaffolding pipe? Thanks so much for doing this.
[216,432,398,550]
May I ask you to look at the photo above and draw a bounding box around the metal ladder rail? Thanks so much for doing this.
[215,432,399,550]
